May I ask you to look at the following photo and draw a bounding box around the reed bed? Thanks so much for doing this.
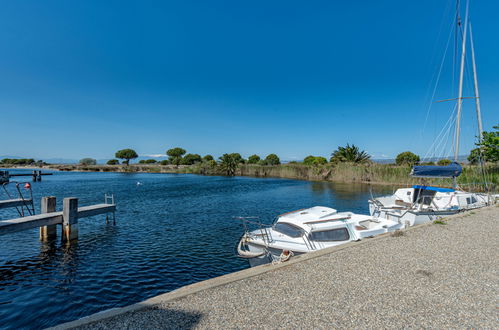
[9,162,497,193]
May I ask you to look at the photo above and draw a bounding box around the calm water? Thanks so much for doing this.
[0,170,391,329]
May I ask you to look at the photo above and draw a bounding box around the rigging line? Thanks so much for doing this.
[420,14,457,137]
[437,115,457,160]
[422,104,457,161]
[422,102,457,161]
[433,113,456,160]
[421,0,455,110]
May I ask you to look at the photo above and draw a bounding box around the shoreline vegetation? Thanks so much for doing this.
[2,162,497,192]
[2,128,498,192]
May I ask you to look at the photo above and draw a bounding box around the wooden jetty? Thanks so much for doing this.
[0,196,116,241]
[0,170,53,183]
[0,198,32,210]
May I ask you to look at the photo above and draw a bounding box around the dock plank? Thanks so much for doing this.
[0,204,116,235]
[77,204,116,218]
[0,199,33,209]
[0,212,63,235]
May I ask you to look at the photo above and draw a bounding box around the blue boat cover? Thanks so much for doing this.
[412,185,454,192]
[411,162,462,178]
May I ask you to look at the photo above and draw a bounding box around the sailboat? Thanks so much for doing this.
[368,0,495,226]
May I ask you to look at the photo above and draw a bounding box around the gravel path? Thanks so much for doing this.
[72,206,499,329]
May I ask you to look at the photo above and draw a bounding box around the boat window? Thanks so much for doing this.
[413,188,436,205]
[466,197,477,204]
[309,228,350,242]
[273,223,303,238]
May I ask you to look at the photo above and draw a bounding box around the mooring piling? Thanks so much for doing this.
[40,196,57,241]
[62,197,78,241]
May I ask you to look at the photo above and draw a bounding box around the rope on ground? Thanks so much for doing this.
[272,250,294,265]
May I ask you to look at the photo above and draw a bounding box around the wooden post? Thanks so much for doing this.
[62,197,78,241]
[40,196,57,240]
[37,170,42,181]
[32,170,37,182]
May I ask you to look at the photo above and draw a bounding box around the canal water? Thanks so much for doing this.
[0,170,392,329]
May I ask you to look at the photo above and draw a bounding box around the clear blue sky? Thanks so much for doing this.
[1,0,498,161]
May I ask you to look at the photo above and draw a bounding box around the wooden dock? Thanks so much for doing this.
[0,196,116,241]
[1,170,53,183]
[0,198,33,209]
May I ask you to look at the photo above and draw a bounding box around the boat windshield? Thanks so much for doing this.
[309,228,350,242]
[273,222,303,238]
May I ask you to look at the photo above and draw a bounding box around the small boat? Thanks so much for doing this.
[237,206,403,267]
[369,183,490,226]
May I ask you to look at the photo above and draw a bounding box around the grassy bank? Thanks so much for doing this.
[2,162,497,192]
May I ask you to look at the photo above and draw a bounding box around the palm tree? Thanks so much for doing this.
[330,144,371,163]
[218,153,239,176]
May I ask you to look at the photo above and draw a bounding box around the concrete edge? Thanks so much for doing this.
[48,205,496,329]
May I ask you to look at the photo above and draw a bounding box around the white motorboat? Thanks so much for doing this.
[237,206,403,267]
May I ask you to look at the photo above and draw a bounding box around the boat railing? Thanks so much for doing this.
[235,217,274,245]
[301,233,317,251]
[1,181,35,217]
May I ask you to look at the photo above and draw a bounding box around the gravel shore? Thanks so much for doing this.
[68,206,498,329]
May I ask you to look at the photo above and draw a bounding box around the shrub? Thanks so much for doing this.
[0,158,36,165]
[437,159,452,166]
[107,159,119,165]
[160,160,169,165]
[203,155,214,162]
[79,158,97,165]
[247,154,261,164]
[229,153,245,164]
[303,156,327,166]
[182,153,202,165]
[396,151,420,166]
[264,154,280,165]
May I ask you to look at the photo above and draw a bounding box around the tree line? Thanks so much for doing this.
[107,123,498,171]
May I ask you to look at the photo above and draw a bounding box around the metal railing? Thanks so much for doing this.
[1,181,35,217]
[236,217,275,245]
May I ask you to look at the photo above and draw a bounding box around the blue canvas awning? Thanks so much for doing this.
[412,185,454,192]
[411,162,462,178]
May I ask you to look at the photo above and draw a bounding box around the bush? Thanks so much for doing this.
[395,151,420,166]
[264,154,280,165]
[107,159,119,165]
[0,158,36,165]
[437,159,452,166]
[203,155,214,162]
[79,158,97,165]
[303,156,327,166]
[182,153,202,165]
[160,160,170,165]
[229,153,245,164]
[247,154,261,164]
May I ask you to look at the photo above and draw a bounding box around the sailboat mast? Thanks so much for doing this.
[469,23,484,142]
[453,0,469,162]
